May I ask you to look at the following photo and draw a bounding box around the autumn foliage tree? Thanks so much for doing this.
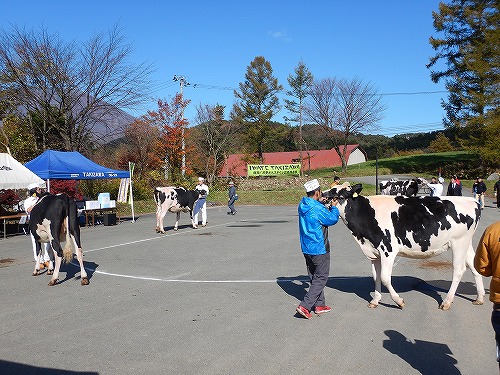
[145,94,190,183]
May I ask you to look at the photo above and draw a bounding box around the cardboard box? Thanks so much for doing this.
[98,193,111,208]
[85,200,100,210]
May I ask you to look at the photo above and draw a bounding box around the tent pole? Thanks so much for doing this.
[129,162,135,223]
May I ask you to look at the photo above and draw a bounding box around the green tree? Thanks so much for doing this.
[427,0,499,162]
[284,61,313,176]
[231,56,282,163]
[428,132,454,152]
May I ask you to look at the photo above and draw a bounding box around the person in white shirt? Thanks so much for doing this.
[24,183,51,267]
[426,176,444,197]
[193,177,209,228]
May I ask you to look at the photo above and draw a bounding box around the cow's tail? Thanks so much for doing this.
[154,188,160,205]
[63,215,73,262]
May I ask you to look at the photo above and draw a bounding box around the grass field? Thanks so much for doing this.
[118,151,497,216]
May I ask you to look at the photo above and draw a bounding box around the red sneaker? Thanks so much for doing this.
[296,305,312,319]
[314,306,332,314]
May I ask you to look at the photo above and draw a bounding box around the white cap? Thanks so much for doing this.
[229,181,234,185]
[304,179,320,193]
[438,177,444,183]
[27,182,40,190]
[198,177,205,182]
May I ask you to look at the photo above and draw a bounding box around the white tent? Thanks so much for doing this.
[0,153,44,189]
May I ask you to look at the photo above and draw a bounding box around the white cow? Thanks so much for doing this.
[323,183,485,310]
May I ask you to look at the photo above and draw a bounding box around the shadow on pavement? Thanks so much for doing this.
[0,359,99,375]
[383,330,460,375]
[277,275,480,308]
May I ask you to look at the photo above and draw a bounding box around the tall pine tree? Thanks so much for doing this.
[231,56,282,163]
[427,0,499,167]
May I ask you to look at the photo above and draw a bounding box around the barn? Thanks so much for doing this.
[219,145,367,177]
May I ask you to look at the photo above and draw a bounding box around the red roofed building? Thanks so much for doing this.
[219,144,367,177]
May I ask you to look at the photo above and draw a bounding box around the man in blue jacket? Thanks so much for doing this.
[296,179,340,319]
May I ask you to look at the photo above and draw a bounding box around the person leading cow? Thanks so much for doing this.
[193,177,209,228]
[296,179,340,319]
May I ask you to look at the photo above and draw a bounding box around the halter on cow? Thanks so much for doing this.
[323,183,484,310]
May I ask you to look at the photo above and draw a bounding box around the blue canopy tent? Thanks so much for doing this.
[25,150,134,221]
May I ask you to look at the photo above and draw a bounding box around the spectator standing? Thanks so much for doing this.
[24,183,50,267]
[447,176,462,196]
[296,179,340,319]
[193,177,209,228]
[330,176,341,188]
[473,177,487,209]
[426,177,444,197]
[474,221,500,374]
[494,176,500,209]
[227,181,238,215]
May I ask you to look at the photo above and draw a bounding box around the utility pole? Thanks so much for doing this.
[173,75,189,177]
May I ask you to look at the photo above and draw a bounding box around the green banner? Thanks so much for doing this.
[247,163,301,177]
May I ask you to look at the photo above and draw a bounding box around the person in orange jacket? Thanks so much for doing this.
[474,221,500,373]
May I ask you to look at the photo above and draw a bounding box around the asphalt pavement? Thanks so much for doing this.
[0,193,499,375]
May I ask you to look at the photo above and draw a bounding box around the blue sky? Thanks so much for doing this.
[2,1,447,137]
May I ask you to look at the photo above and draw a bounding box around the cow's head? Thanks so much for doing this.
[322,182,363,204]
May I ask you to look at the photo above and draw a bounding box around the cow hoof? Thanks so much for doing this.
[47,269,54,275]
[193,226,198,229]
[81,277,89,286]
[398,300,405,309]
[472,299,484,306]
[439,303,451,310]
[367,302,378,308]
[32,270,40,276]
[48,279,59,286]
[173,227,178,231]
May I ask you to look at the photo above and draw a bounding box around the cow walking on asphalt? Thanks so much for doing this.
[29,193,88,286]
[154,187,205,233]
[323,182,485,310]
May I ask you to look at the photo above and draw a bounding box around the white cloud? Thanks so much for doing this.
[268,30,291,42]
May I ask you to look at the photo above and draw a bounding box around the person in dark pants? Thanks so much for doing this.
[494,177,500,209]
[474,221,500,374]
[227,181,237,215]
[447,176,462,196]
[296,179,340,319]
[473,177,488,209]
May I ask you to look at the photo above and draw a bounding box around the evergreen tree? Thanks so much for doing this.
[284,61,313,176]
[231,56,282,163]
[427,0,499,164]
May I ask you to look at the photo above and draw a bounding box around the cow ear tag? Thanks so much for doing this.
[352,192,359,198]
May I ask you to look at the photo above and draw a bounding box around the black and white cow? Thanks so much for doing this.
[29,194,88,286]
[379,178,425,197]
[154,187,205,233]
[323,183,485,310]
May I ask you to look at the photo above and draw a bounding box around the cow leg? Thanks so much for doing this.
[191,209,197,229]
[440,240,470,310]
[380,256,405,308]
[46,242,55,275]
[74,244,89,285]
[49,254,62,286]
[157,210,166,234]
[174,212,180,230]
[441,242,484,309]
[32,240,42,276]
[368,259,382,308]
[48,238,64,286]
[155,205,163,233]
[465,245,485,305]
